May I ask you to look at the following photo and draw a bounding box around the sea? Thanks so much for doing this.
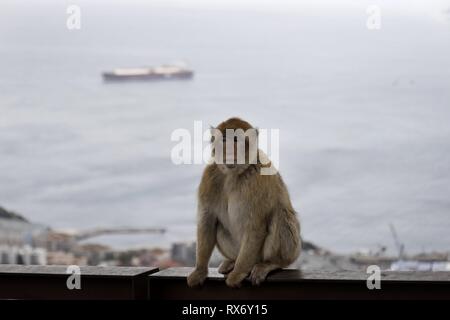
[1,0,450,254]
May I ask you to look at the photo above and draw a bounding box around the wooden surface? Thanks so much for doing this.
[0,264,157,277]
[0,265,448,300]
[149,267,450,300]
[151,267,450,283]
[0,265,159,300]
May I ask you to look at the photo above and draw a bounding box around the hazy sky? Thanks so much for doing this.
[3,0,450,12]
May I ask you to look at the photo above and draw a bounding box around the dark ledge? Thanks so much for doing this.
[148,267,450,300]
[0,265,449,300]
[0,265,159,300]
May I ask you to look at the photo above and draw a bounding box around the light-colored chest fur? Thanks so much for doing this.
[216,189,249,243]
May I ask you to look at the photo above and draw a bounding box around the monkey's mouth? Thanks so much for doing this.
[225,164,237,169]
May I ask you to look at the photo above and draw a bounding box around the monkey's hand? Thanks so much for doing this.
[187,268,208,287]
[225,271,247,288]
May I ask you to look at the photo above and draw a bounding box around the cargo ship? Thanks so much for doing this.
[102,64,194,82]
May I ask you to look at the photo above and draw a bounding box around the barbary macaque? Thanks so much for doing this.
[187,117,301,288]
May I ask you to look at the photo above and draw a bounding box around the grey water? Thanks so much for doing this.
[1,1,450,254]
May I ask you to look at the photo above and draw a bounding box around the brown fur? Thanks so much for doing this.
[187,117,301,288]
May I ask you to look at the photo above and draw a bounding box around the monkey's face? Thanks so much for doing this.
[212,117,258,174]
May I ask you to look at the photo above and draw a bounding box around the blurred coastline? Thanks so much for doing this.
[1,206,449,271]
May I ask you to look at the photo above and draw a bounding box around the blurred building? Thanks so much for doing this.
[0,207,49,247]
[171,242,196,266]
[46,251,87,266]
[0,245,47,265]
[0,207,49,265]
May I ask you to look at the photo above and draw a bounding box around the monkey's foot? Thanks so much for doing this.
[218,260,235,275]
[225,271,247,288]
[250,263,279,286]
[187,268,208,287]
